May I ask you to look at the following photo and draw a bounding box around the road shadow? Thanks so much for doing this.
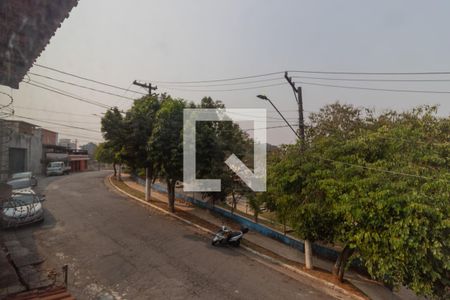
[182,233,242,257]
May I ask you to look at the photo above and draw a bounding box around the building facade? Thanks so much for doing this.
[0,120,43,180]
[41,128,58,145]
[58,138,76,149]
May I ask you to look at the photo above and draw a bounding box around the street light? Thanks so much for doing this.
[256,94,301,140]
[257,94,313,270]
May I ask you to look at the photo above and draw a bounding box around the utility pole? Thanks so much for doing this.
[132,80,157,96]
[284,72,305,145]
[132,80,157,202]
[284,72,312,269]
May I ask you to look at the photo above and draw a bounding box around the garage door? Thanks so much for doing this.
[9,147,26,174]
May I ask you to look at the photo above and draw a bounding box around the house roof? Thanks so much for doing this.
[0,0,78,88]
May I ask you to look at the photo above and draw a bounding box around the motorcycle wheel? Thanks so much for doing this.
[212,240,219,246]
[233,239,240,247]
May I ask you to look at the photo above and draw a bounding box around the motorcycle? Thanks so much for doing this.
[211,225,249,247]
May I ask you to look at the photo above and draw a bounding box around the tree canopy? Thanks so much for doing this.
[262,103,449,298]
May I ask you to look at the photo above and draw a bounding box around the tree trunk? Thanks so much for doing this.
[145,167,152,202]
[332,244,354,282]
[167,181,175,213]
[304,239,313,270]
[254,211,259,223]
[118,164,122,181]
[231,192,237,213]
[113,162,117,177]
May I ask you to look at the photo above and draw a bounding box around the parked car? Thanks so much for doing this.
[46,161,71,176]
[6,177,36,191]
[10,171,38,186]
[1,190,45,228]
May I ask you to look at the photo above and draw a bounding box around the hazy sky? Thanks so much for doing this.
[2,0,450,145]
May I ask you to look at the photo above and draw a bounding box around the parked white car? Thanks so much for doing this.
[46,161,71,176]
[10,171,38,186]
[6,177,36,191]
[1,190,45,228]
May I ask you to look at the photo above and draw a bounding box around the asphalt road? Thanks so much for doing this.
[13,171,333,299]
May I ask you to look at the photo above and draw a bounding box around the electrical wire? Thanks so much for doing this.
[295,80,450,94]
[292,75,450,82]
[11,115,101,133]
[34,64,146,96]
[156,77,283,88]
[31,118,101,125]
[51,131,103,142]
[25,80,112,109]
[244,124,298,131]
[162,82,287,92]
[28,72,136,101]
[13,105,102,118]
[288,69,450,76]
[317,157,434,180]
[143,72,285,84]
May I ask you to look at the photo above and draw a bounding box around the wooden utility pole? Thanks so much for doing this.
[132,80,157,96]
[132,80,157,201]
[284,72,305,144]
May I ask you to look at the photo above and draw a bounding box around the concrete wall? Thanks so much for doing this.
[7,130,43,175]
[40,128,58,145]
[0,124,8,182]
[46,153,69,162]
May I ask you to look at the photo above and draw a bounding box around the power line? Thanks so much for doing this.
[292,75,450,82]
[11,115,101,133]
[0,91,13,109]
[13,105,102,118]
[33,64,450,91]
[295,80,450,94]
[145,71,284,84]
[244,124,298,131]
[31,118,101,125]
[288,69,450,76]
[29,72,136,101]
[317,157,434,181]
[50,130,103,142]
[53,131,102,140]
[162,82,287,92]
[224,110,298,121]
[156,77,282,88]
[34,64,146,96]
[25,80,112,109]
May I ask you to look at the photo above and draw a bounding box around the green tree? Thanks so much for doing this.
[265,144,334,269]
[250,192,270,223]
[305,104,449,297]
[195,97,252,207]
[100,107,127,179]
[149,97,186,212]
[94,142,117,174]
[124,95,161,200]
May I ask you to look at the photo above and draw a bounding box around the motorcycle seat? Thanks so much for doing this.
[229,231,241,238]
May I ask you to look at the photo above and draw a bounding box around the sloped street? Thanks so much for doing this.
[2,171,332,299]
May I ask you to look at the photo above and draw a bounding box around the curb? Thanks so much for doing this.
[107,175,215,236]
[108,175,367,300]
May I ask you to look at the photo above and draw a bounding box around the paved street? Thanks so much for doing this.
[3,171,332,299]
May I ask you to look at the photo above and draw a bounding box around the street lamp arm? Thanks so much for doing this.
[257,95,301,140]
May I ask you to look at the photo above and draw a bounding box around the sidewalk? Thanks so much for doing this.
[118,174,420,300]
